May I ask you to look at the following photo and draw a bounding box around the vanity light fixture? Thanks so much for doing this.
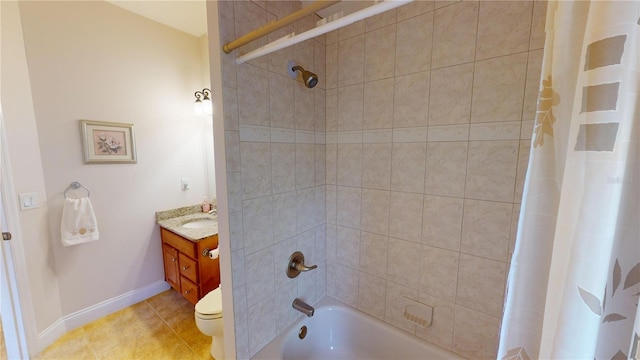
[194,88,213,116]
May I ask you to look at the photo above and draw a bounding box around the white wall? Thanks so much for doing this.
[1,0,212,348]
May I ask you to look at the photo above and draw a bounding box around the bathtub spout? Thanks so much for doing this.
[292,298,314,317]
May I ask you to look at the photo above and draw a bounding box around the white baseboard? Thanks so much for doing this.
[36,280,170,353]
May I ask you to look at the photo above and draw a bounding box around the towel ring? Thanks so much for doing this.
[64,182,90,199]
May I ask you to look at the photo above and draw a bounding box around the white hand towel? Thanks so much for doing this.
[60,197,99,246]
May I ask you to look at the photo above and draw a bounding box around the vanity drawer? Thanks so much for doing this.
[180,276,199,305]
[161,228,196,258]
[179,253,198,282]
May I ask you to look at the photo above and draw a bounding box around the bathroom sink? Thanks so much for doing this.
[182,219,216,229]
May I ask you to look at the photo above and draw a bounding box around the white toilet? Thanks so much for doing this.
[195,287,224,359]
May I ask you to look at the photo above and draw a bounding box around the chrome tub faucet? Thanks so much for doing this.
[292,298,314,317]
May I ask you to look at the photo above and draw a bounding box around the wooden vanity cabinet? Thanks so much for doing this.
[160,228,220,305]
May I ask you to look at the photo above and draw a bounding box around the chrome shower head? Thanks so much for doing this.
[291,65,318,89]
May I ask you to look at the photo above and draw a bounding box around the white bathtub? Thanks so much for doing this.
[252,297,464,360]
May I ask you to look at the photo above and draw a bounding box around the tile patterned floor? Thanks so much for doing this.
[34,290,213,360]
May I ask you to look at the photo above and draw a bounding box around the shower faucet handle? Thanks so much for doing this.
[287,251,317,278]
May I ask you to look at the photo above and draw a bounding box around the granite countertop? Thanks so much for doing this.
[156,205,218,242]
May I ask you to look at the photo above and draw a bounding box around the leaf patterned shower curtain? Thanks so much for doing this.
[498,1,640,359]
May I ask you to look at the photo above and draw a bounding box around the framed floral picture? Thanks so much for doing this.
[80,120,137,164]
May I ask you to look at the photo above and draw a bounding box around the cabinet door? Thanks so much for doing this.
[162,245,180,291]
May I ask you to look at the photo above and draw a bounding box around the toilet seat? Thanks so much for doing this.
[195,287,222,319]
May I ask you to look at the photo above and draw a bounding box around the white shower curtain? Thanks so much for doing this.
[498,1,640,359]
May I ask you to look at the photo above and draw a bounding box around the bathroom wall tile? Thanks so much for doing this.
[326,29,339,45]
[326,88,338,131]
[271,143,296,194]
[239,124,270,142]
[245,247,275,305]
[360,189,390,236]
[365,24,396,82]
[298,268,318,305]
[325,223,337,262]
[336,226,361,269]
[394,71,430,128]
[475,1,533,60]
[339,20,365,41]
[296,143,316,189]
[461,199,513,261]
[229,211,244,251]
[268,27,294,78]
[296,228,317,266]
[416,293,455,351]
[392,127,428,143]
[273,235,296,288]
[293,40,315,75]
[389,192,423,242]
[469,121,522,141]
[232,286,250,359]
[225,131,241,173]
[384,281,418,334]
[363,78,394,130]
[338,84,364,131]
[337,144,363,187]
[296,187,317,231]
[315,88,326,131]
[395,12,433,76]
[325,185,337,226]
[227,172,243,213]
[360,231,389,279]
[456,254,507,317]
[327,262,359,307]
[362,143,392,190]
[269,72,295,129]
[272,192,298,242]
[387,237,421,290]
[432,1,478,69]
[336,186,361,229]
[238,63,270,126]
[427,124,470,142]
[223,86,239,130]
[391,143,427,194]
[419,245,459,301]
[315,144,326,186]
[231,249,246,289]
[465,140,519,202]
[242,196,274,255]
[366,9,397,31]
[514,140,531,204]
[247,292,276,355]
[315,224,326,260]
[337,131,363,144]
[338,35,365,87]
[523,49,544,121]
[326,43,338,89]
[471,53,528,123]
[521,120,534,140]
[314,186,326,228]
[429,63,474,126]
[294,83,315,132]
[359,273,387,320]
[325,143,337,186]
[234,1,270,70]
[452,305,501,359]
[221,43,238,89]
[271,128,295,143]
[397,0,434,22]
[509,204,521,262]
[530,1,547,50]
[275,281,298,333]
[316,265,327,299]
[364,129,393,143]
[240,141,272,199]
[422,195,464,251]
[425,141,468,198]
[315,42,327,91]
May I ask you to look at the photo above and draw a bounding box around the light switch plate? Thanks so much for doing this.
[18,192,39,211]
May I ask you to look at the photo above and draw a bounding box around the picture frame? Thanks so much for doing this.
[80,120,137,164]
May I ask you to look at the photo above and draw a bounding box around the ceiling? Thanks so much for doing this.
[106,1,367,39]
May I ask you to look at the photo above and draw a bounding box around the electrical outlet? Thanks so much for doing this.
[180,178,190,191]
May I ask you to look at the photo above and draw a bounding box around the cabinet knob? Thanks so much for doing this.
[184,289,191,294]
[171,258,177,262]
[182,266,190,271]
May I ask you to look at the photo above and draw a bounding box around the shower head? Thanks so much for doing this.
[291,65,318,89]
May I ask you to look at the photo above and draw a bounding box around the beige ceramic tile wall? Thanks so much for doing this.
[217,2,327,359]
[325,1,546,359]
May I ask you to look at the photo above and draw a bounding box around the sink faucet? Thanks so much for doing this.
[292,298,314,317]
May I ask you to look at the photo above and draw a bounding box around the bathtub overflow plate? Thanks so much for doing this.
[298,326,307,339]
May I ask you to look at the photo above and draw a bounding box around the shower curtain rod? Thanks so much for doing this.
[234,0,415,64]
[222,0,340,54]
